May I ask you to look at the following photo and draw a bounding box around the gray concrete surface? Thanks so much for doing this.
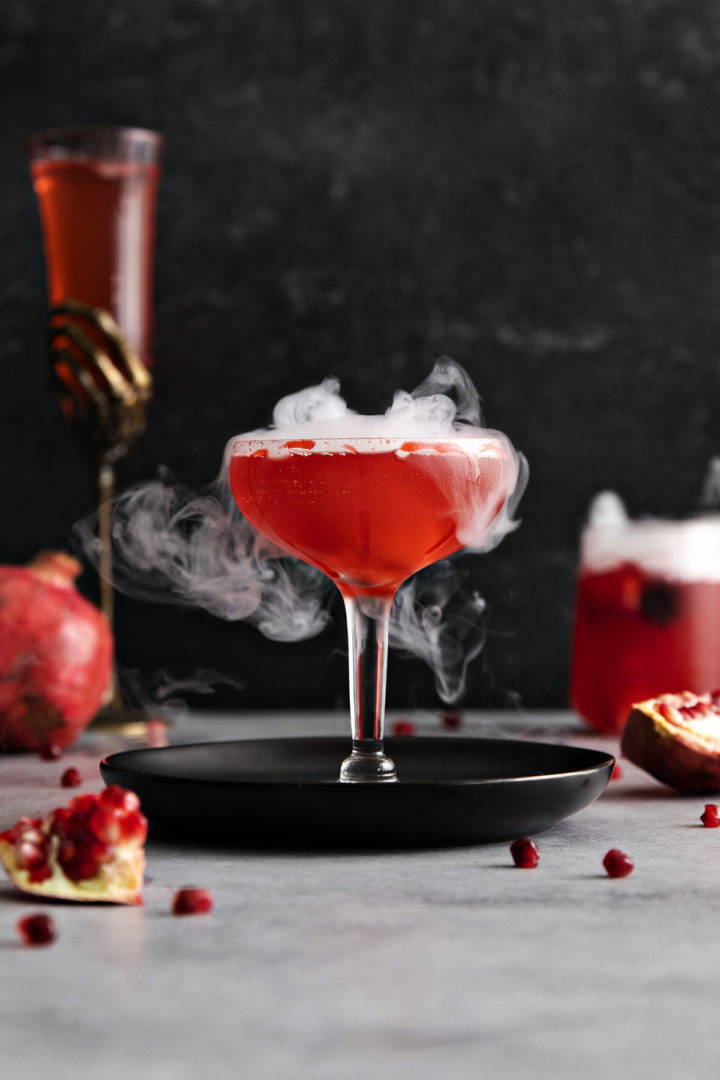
[1,711,718,1080]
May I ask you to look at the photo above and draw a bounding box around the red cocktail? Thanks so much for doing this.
[230,429,521,780]
[570,494,720,733]
[28,128,162,368]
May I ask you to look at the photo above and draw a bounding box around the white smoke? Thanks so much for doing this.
[388,561,488,702]
[75,359,526,702]
[75,476,331,642]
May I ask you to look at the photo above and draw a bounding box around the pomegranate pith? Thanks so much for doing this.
[172,887,214,915]
[510,838,540,868]
[17,913,56,946]
[0,785,147,904]
[603,849,634,878]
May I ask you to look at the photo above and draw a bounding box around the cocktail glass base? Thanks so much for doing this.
[340,741,397,783]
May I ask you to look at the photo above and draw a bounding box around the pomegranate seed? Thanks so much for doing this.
[392,719,416,737]
[89,806,124,844]
[172,887,214,916]
[61,767,81,788]
[146,718,168,748]
[510,838,540,868]
[603,849,634,878]
[17,913,56,946]
[610,763,624,781]
[440,710,462,730]
[700,804,720,828]
[28,864,53,884]
[70,793,96,816]
[100,786,140,813]
[15,837,46,871]
[120,810,148,844]
[657,703,679,723]
[39,744,63,761]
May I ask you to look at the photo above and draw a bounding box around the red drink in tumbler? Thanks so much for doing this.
[571,494,720,733]
[229,434,516,598]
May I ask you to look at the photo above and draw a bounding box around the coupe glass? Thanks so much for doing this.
[229,430,520,782]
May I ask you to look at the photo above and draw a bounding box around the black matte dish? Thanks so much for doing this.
[101,736,614,847]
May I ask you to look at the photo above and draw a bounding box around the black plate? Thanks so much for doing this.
[101,736,613,847]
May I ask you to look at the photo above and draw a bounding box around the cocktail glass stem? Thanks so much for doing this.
[339,592,397,783]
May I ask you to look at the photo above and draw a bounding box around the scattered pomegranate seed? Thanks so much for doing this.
[17,913,56,946]
[510,838,540,868]
[392,719,416,737]
[39,744,63,761]
[61,767,82,788]
[610,763,624,781]
[603,849,634,878]
[440,710,462,731]
[700,804,720,828]
[145,718,168,748]
[172,887,214,916]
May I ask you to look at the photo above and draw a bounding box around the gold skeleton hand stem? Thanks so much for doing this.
[49,300,154,710]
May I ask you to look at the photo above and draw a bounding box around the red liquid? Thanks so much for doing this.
[31,158,160,366]
[229,437,513,597]
[570,563,720,732]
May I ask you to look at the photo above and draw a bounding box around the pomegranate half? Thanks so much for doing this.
[0,786,146,904]
[621,691,720,793]
[0,552,113,752]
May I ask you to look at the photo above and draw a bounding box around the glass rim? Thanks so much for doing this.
[230,431,509,451]
[26,125,164,163]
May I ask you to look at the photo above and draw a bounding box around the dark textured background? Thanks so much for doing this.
[2,0,719,711]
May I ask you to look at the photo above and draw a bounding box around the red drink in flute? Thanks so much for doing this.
[571,493,720,734]
[27,127,162,368]
[230,425,521,781]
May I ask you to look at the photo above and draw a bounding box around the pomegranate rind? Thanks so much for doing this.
[0,555,113,752]
[621,692,720,793]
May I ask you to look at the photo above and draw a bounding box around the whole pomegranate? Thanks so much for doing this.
[0,552,112,752]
